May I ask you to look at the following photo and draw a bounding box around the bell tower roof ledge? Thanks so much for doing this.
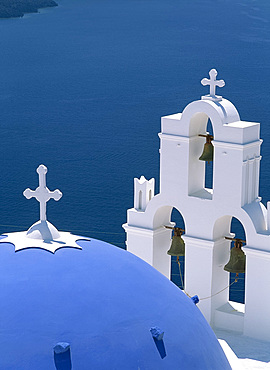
[161,98,260,144]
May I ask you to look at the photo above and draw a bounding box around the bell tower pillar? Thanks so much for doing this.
[184,235,231,324]
[243,247,270,340]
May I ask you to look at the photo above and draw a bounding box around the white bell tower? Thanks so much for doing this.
[123,69,270,342]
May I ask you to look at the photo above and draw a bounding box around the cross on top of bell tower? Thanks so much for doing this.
[201,68,225,101]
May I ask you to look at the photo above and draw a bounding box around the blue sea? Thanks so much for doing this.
[0,0,269,303]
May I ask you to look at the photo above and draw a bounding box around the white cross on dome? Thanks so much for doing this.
[0,164,89,252]
[23,164,62,221]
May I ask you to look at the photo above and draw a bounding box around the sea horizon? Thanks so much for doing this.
[0,0,269,303]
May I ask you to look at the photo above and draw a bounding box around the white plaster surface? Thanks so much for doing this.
[26,220,61,240]
[219,339,245,370]
[0,231,89,253]
[216,329,270,369]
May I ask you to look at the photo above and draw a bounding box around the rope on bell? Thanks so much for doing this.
[176,259,238,301]
[165,229,244,301]
[177,258,191,298]
[176,258,239,301]
[199,276,238,301]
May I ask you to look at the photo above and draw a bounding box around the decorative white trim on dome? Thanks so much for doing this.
[0,231,89,253]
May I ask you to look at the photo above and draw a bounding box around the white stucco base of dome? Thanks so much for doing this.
[26,220,61,240]
[0,229,89,253]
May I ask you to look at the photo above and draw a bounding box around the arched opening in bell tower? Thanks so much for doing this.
[204,119,214,190]
[229,217,246,304]
[213,215,246,305]
[138,191,142,209]
[169,208,186,290]
[213,215,246,332]
[188,113,215,200]
[152,205,186,286]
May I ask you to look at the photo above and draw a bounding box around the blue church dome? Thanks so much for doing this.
[0,237,231,369]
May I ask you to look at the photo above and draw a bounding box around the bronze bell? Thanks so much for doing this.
[167,228,185,256]
[199,134,214,164]
[224,239,246,274]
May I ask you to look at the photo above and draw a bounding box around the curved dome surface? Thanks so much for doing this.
[0,238,231,369]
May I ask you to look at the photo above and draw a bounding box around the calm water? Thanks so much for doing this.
[0,0,270,302]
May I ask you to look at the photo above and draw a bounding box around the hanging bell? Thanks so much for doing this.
[224,239,246,274]
[199,134,214,164]
[167,228,185,256]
